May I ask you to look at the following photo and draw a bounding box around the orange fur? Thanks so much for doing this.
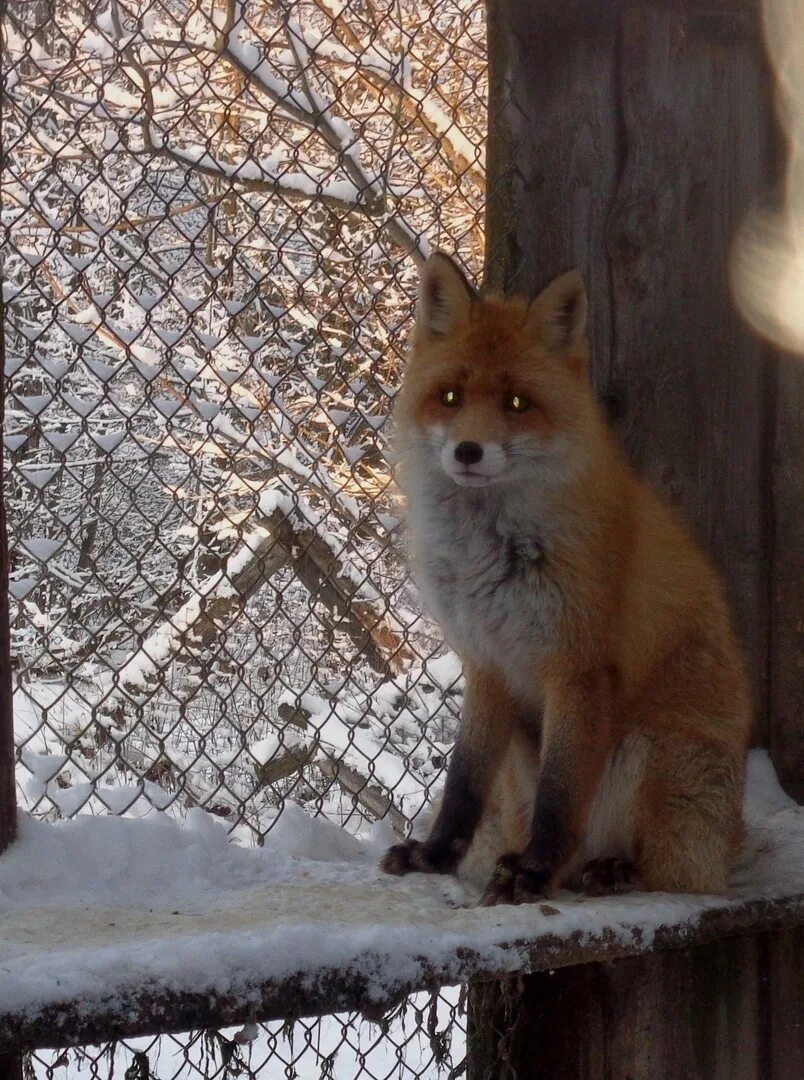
[384,254,751,899]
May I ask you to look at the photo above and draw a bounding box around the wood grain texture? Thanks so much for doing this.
[609,3,772,732]
[486,0,803,780]
[770,359,804,798]
[767,925,804,1078]
[467,929,804,1080]
[3,891,802,1053]
[481,6,804,1071]
[0,1054,22,1080]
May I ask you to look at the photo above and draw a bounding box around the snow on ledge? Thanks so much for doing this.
[1,752,803,1051]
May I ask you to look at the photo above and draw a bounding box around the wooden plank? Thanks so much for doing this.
[770,359,804,798]
[485,0,620,397]
[485,0,778,743]
[610,1,774,739]
[767,925,804,1078]
[467,931,800,1080]
[0,1054,22,1080]
[2,889,802,1053]
[474,6,803,1073]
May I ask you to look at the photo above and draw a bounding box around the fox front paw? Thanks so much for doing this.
[379,838,460,877]
[479,854,552,906]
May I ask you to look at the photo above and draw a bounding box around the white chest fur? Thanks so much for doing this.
[407,472,564,690]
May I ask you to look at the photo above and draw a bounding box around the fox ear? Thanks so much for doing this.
[529,270,588,353]
[416,252,478,341]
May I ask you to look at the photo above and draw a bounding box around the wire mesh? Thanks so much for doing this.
[2,0,485,1072]
[26,988,468,1079]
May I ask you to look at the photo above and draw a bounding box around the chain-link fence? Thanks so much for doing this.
[26,989,468,1078]
[2,0,485,1072]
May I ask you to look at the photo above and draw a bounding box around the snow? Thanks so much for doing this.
[17,465,60,489]
[8,579,38,600]
[15,394,52,416]
[223,5,311,117]
[108,542,264,694]
[90,431,126,452]
[165,144,365,206]
[20,538,62,562]
[1,752,802,1039]
[42,431,80,452]
[424,653,464,692]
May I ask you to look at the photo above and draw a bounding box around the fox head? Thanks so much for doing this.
[393,252,599,489]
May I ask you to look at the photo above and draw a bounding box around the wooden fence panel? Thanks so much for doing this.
[771,359,804,799]
[467,928,804,1080]
[486,0,802,789]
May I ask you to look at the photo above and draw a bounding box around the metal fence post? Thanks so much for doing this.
[0,297,17,855]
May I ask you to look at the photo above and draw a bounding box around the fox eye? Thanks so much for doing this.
[505,393,531,413]
[440,389,461,407]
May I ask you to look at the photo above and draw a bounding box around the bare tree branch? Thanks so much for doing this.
[308,0,485,182]
[261,701,409,836]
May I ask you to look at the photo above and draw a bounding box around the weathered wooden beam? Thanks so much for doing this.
[317,752,409,837]
[770,358,804,799]
[466,927,804,1080]
[103,502,410,728]
[2,889,802,1053]
[0,1053,22,1080]
[486,0,785,756]
[478,4,803,1075]
[253,702,410,836]
[262,507,414,676]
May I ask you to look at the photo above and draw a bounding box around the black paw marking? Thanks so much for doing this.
[379,839,457,877]
[479,854,552,907]
[581,857,639,896]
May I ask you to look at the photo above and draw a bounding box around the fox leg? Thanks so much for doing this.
[380,665,518,877]
[481,669,613,905]
[634,728,745,893]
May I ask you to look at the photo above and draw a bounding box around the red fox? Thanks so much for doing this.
[381,253,751,904]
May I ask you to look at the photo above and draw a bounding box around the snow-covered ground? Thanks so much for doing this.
[2,751,803,1059]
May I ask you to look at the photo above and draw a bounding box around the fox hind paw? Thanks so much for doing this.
[380,840,421,876]
[479,854,550,906]
[580,857,640,896]
[379,839,457,876]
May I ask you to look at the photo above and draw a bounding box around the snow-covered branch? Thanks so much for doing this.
[144,132,382,216]
[100,489,411,723]
[100,521,289,718]
[5,0,483,842]
[308,0,485,181]
[10,0,430,258]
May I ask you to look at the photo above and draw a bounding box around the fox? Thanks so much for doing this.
[380,252,752,905]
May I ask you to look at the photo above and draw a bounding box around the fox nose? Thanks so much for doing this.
[454,441,483,466]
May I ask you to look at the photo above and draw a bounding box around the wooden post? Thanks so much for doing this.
[0,1053,23,1080]
[770,355,804,800]
[485,0,803,792]
[478,1,804,1075]
[0,296,17,854]
[467,929,804,1080]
